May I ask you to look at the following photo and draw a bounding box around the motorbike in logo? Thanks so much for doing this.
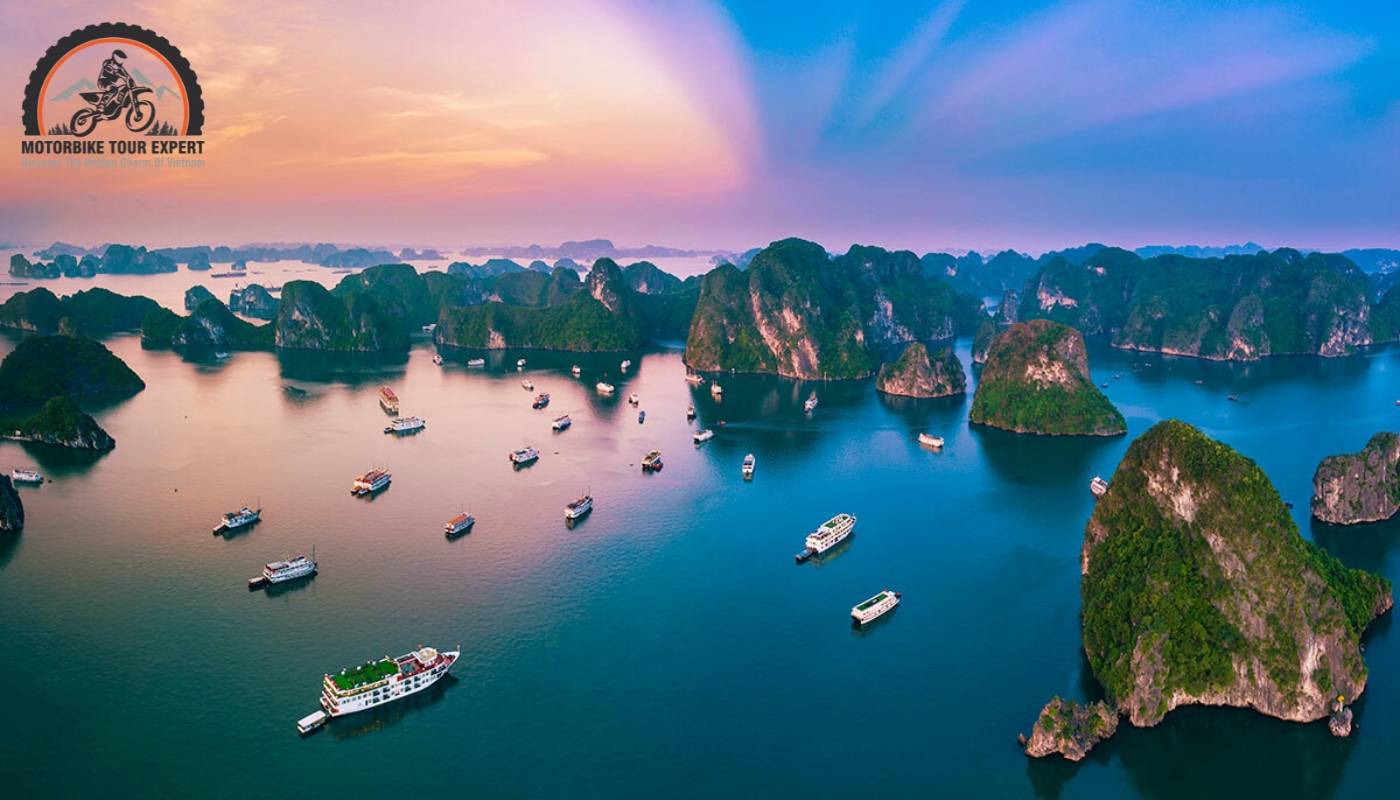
[70,81,156,137]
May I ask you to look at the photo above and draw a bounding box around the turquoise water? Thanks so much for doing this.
[2,332,1398,798]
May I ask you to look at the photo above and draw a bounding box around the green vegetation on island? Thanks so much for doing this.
[1019,248,1384,359]
[0,335,145,408]
[142,299,275,350]
[684,238,986,379]
[0,476,22,531]
[2,396,115,450]
[435,259,647,352]
[1081,421,1391,728]
[0,288,158,336]
[969,320,1124,435]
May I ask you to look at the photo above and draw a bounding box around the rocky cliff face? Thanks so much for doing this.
[6,396,115,450]
[0,288,156,336]
[972,319,997,365]
[1081,421,1392,729]
[969,320,1125,435]
[875,342,965,398]
[0,476,22,531]
[1022,698,1118,761]
[1312,432,1400,525]
[684,238,984,379]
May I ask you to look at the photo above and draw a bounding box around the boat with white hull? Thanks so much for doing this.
[384,416,426,435]
[851,590,901,627]
[795,513,856,563]
[10,468,43,484]
[320,646,459,717]
[742,453,755,480]
[213,505,261,534]
[444,512,475,536]
[1090,476,1109,497]
[509,447,540,466]
[565,493,593,521]
[352,468,391,496]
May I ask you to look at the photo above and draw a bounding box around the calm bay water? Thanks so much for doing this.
[2,322,1400,797]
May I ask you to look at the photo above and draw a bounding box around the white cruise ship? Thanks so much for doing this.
[509,447,540,465]
[522,379,534,391]
[467,357,486,368]
[804,394,818,413]
[1090,476,1109,497]
[710,383,723,397]
[384,416,426,435]
[620,359,632,371]
[627,392,639,405]
[742,453,755,479]
[918,433,944,448]
[565,493,593,520]
[571,364,582,376]
[796,513,856,563]
[517,358,527,369]
[263,554,316,584]
[213,505,261,534]
[320,646,459,718]
[432,354,443,366]
[693,429,715,444]
[851,590,901,627]
[10,468,43,484]
[351,468,391,496]
[552,414,572,431]
[596,382,615,395]
[444,512,475,536]
[685,371,704,384]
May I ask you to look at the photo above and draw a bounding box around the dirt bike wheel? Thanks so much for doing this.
[125,99,156,133]
[70,108,97,137]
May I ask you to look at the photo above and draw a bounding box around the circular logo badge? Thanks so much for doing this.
[22,22,204,137]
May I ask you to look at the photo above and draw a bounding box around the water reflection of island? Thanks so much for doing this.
[327,676,457,741]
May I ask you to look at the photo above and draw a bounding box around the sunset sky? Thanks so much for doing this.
[2,0,1397,254]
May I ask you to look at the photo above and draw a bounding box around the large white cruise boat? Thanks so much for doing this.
[320,646,459,717]
[264,554,317,583]
[384,416,426,435]
[10,468,43,484]
[795,513,856,563]
[552,414,572,431]
[213,505,261,534]
[352,468,392,496]
[564,493,593,520]
[509,447,540,466]
[851,590,901,627]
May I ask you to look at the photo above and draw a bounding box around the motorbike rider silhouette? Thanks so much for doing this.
[68,48,156,136]
[97,49,134,113]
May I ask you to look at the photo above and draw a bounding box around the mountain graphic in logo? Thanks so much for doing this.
[49,78,97,101]
[131,68,183,102]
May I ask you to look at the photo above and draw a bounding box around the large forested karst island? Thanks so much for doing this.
[683,238,984,379]
[1312,433,1400,525]
[0,334,145,407]
[1025,421,1392,760]
[0,335,137,451]
[969,321,1125,435]
[6,237,1400,376]
[1017,247,1400,360]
